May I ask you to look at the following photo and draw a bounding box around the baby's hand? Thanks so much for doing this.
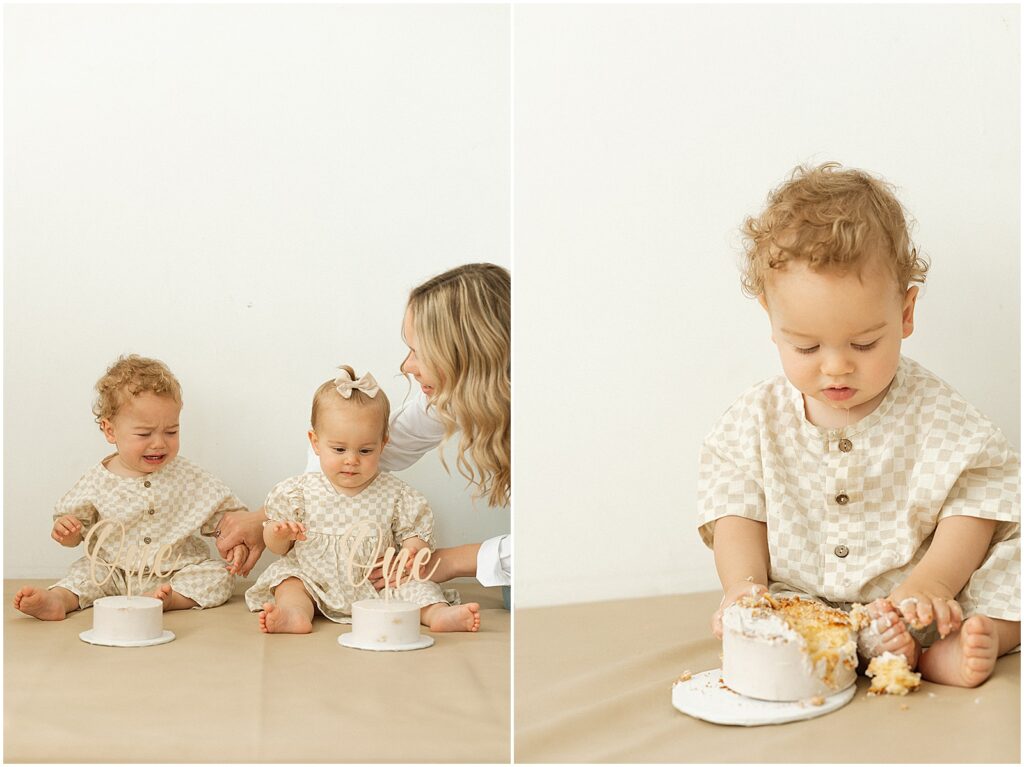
[225,543,249,575]
[711,580,768,639]
[271,521,307,542]
[889,581,963,638]
[51,515,83,546]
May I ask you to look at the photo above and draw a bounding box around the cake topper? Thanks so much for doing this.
[340,520,440,600]
[83,519,182,597]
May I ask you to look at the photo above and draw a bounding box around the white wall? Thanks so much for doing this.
[514,5,1020,607]
[4,4,510,578]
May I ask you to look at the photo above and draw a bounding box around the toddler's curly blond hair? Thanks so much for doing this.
[741,162,929,297]
[93,354,182,427]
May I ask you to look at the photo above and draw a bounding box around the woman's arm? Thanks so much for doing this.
[380,390,446,472]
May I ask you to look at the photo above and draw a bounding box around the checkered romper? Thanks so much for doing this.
[50,455,245,608]
[697,357,1020,624]
[244,472,453,622]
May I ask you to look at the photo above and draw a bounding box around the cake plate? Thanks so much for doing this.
[79,630,175,648]
[672,668,855,726]
[338,633,434,652]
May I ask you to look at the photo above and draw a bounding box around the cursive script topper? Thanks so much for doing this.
[339,520,440,601]
[83,518,182,598]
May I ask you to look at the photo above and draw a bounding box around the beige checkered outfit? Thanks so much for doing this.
[698,356,1020,624]
[51,455,245,608]
[245,472,453,622]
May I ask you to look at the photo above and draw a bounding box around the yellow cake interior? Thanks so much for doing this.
[736,594,857,688]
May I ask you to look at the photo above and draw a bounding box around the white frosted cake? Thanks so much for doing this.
[722,594,858,701]
[91,595,164,642]
[340,599,430,650]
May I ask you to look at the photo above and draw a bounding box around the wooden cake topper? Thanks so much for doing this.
[340,520,440,600]
[83,519,182,597]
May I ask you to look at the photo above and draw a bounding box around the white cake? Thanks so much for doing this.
[722,594,858,701]
[347,599,423,648]
[91,595,164,643]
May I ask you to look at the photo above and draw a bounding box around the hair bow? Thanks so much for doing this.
[334,368,380,399]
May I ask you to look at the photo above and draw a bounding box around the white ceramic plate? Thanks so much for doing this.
[672,668,855,726]
[79,629,175,648]
[338,633,434,652]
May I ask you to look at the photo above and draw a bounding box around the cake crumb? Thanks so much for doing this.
[974,697,983,704]
[809,696,825,706]
[678,670,692,682]
[899,703,909,711]
[927,692,937,699]
[865,652,921,696]
[847,603,871,631]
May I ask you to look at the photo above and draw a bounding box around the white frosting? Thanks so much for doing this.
[91,596,164,642]
[349,599,422,647]
[721,601,856,702]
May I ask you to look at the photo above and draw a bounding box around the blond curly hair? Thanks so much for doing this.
[406,263,510,508]
[741,162,929,297]
[93,354,182,427]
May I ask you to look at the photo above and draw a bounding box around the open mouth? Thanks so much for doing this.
[142,455,166,464]
[823,387,856,402]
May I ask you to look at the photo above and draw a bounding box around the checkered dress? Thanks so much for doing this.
[697,356,1020,622]
[244,472,452,622]
[50,455,245,608]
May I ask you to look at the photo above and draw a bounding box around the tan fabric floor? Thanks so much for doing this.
[515,590,1021,763]
[5,579,509,763]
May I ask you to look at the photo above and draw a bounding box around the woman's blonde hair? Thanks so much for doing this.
[93,354,182,427]
[311,365,391,442]
[407,263,510,508]
[741,162,929,297]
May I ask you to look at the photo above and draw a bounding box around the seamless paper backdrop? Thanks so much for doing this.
[514,4,1020,607]
[4,4,510,578]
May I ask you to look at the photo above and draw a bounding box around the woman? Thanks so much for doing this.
[215,263,511,598]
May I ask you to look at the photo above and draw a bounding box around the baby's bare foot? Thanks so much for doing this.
[428,603,480,633]
[144,584,174,611]
[861,598,919,666]
[918,615,999,688]
[258,602,312,634]
[14,587,68,621]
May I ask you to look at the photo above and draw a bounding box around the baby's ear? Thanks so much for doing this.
[99,419,117,445]
[901,286,919,338]
[307,429,320,455]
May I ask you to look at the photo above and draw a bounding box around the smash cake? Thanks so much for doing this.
[338,599,433,651]
[79,595,175,647]
[721,594,861,701]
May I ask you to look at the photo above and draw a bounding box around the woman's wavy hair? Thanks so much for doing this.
[93,354,182,427]
[741,162,929,297]
[406,263,510,508]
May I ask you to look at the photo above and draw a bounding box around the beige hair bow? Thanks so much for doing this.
[334,368,380,399]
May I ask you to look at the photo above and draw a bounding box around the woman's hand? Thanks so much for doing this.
[889,580,963,638]
[711,580,768,639]
[214,509,267,577]
[367,544,470,590]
